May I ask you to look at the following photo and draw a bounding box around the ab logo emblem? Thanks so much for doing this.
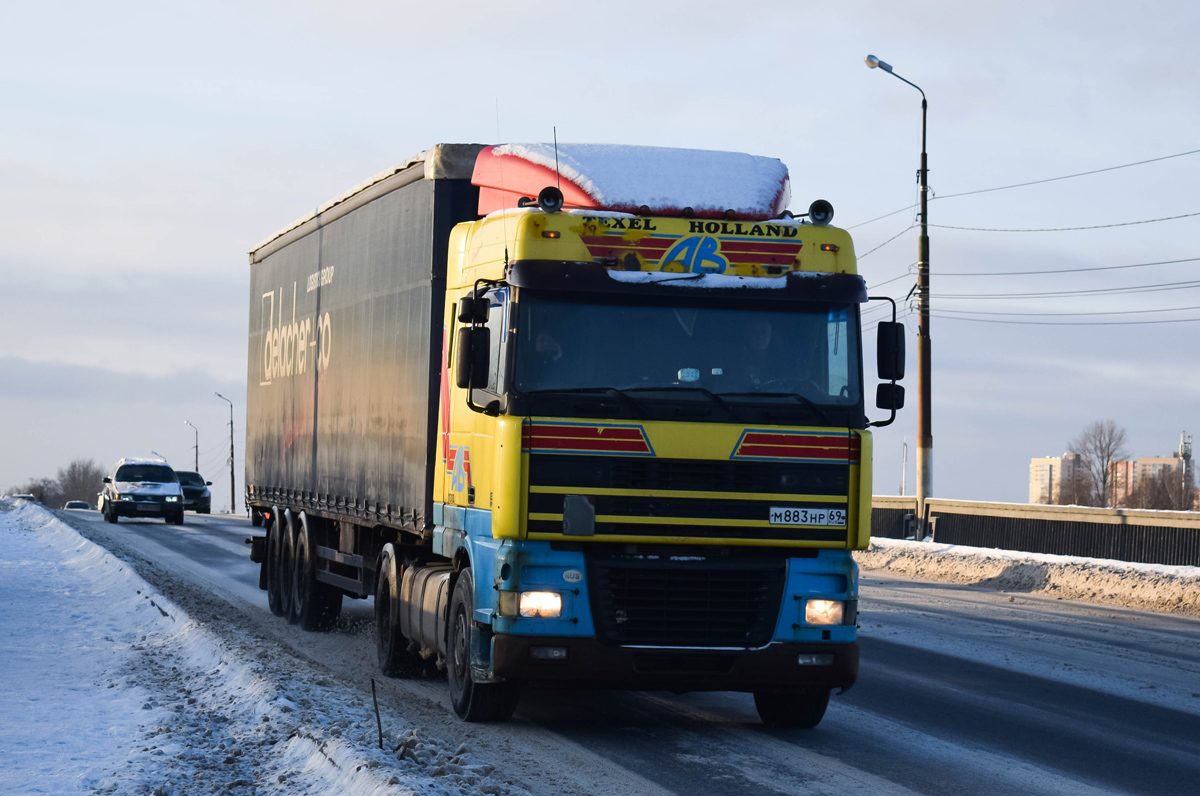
[663,236,728,274]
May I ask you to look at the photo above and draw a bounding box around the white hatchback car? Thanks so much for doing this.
[100,458,185,524]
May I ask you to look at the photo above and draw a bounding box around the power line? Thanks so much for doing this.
[936,255,1200,277]
[930,210,1200,233]
[858,224,916,259]
[847,146,1200,229]
[935,147,1200,200]
[930,313,1200,326]
[933,278,1200,300]
[935,304,1200,317]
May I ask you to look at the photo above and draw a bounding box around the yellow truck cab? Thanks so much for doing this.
[245,143,905,727]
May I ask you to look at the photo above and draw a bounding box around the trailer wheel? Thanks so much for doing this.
[292,513,342,631]
[375,545,424,677]
[265,508,285,617]
[447,568,519,722]
[753,689,830,728]
[281,510,298,623]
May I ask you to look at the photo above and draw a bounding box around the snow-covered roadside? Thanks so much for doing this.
[0,500,527,796]
[856,538,1200,616]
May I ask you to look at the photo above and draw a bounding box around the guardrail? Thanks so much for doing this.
[872,496,1200,567]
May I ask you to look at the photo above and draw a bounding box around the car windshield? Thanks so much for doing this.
[175,472,205,486]
[514,295,860,406]
[115,465,178,483]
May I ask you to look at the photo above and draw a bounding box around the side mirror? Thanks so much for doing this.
[455,326,491,390]
[876,383,905,411]
[877,321,905,381]
[457,296,489,324]
[103,477,111,483]
[205,481,212,486]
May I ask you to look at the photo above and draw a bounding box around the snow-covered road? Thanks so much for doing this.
[5,499,1200,795]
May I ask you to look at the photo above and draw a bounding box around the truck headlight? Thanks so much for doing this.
[805,599,844,626]
[519,591,562,618]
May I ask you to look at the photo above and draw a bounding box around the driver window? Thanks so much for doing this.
[481,288,509,396]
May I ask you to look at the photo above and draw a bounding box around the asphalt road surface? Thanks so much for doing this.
[60,508,1200,796]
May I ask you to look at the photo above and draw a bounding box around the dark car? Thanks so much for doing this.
[62,500,90,510]
[100,458,184,524]
[174,471,212,514]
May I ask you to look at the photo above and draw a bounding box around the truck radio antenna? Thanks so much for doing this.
[553,126,561,190]
[495,98,510,266]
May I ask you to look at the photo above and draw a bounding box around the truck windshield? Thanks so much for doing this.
[514,295,860,414]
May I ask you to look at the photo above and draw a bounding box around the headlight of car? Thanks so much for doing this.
[518,591,563,618]
[119,494,133,501]
[805,599,845,626]
[202,488,210,497]
[165,496,179,503]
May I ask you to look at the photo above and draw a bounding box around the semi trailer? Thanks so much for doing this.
[244,142,905,725]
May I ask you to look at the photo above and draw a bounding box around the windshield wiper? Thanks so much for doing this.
[718,392,834,426]
[524,387,649,418]
[625,386,736,419]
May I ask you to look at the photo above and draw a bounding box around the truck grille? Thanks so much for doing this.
[587,553,785,647]
[529,455,848,496]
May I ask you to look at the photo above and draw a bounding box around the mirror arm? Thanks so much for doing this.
[867,295,899,428]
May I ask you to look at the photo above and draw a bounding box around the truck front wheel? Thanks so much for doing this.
[753,689,831,728]
[447,568,519,722]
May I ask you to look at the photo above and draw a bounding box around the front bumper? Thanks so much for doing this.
[111,500,178,518]
[492,636,858,692]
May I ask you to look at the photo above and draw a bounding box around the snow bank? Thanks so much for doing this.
[0,500,528,796]
[856,538,1200,616]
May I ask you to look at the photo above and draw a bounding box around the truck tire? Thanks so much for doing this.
[292,513,342,631]
[265,510,285,617]
[375,545,424,678]
[447,568,519,722]
[281,510,298,623]
[753,689,830,728]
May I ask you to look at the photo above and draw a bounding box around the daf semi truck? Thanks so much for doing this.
[244,142,905,726]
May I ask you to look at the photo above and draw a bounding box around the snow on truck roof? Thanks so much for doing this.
[249,142,793,258]
[473,143,791,220]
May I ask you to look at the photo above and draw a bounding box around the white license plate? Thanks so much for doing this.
[136,503,157,511]
[769,506,847,527]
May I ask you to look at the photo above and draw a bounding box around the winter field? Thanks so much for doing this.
[3,498,1199,795]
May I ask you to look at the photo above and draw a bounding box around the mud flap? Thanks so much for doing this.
[469,623,502,684]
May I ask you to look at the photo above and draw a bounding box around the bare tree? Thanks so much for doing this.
[1123,466,1196,511]
[10,477,63,507]
[56,458,106,503]
[1068,420,1129,508]
[1056,466,1094,507]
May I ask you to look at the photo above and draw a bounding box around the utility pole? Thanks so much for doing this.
[214,393,235,514]
[184,420,199,471]
[866,54,932,532]
[901,437,907,496]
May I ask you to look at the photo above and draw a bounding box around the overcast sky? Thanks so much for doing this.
[3,0,1198,509]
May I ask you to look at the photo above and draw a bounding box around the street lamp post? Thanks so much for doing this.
[865,54,932,533]
[183,420,199,471]
[214,393,236,514]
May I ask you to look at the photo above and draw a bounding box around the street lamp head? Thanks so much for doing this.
[864,54,893,73]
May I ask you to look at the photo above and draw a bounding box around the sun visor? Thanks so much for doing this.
[472,143,791,221]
